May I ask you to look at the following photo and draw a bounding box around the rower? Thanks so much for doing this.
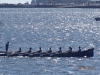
[37,47,42,53]
[58,47,62,53]
[18,47,22,53]
[48,47,52,53]
[68,47,72,53]
[16,47,22,53]
[27,47,32,53]
[78,46,81,52]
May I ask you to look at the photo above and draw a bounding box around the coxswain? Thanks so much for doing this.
[78,46,81,52]
[5,42,9,52]
[58,47,62,53]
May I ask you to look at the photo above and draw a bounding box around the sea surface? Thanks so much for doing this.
[0,8,100,75]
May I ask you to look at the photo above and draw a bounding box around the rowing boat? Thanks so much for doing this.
[95,17,100,21]
[0,48,94,57]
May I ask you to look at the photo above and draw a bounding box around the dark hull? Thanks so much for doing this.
[95,17,100,21]
[0,53,7,56]
[30,48,94,57]
[0,48,94,57]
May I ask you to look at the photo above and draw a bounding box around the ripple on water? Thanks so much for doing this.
[0,8,100,75]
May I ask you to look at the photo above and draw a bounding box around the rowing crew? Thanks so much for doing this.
[5,42,81,54]
[9,46,81,54]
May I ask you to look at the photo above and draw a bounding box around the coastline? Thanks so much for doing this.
[0,4,100,8]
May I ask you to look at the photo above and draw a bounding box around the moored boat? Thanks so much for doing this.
[95,17,100,21]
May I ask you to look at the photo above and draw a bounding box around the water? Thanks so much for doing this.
[0,8,100,75]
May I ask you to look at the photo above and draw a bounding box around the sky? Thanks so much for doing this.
[0,0,32,4]
[0,0,99,4]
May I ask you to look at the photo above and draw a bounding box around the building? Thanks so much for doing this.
[31,0,90,5]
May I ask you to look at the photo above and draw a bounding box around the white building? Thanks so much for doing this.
[31,0,90,5]
[89,0,100,5]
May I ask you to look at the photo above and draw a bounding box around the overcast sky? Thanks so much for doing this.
[0,0,32,4]
[0,0,99,4]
